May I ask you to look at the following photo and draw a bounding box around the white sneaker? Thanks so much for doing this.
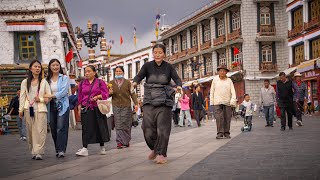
[76,147,88,156]
[22,137,27,141]
[35,154,43,160]
[299,121,303,126]
[100,146,107,155]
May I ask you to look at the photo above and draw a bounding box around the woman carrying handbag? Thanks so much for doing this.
[76,65,110,156]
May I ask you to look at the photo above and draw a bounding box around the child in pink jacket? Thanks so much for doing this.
[178,90,193,127]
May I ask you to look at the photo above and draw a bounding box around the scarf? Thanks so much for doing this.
[115,78,124,89]
[296,80,302,87]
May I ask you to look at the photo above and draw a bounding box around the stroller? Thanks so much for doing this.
[238,105,252,132]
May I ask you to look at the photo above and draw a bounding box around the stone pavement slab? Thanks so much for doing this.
[178,116,320,180]
[1,120,243,180]
[0,121,195,178]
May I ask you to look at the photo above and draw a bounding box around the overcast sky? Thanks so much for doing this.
[63,0,213,58]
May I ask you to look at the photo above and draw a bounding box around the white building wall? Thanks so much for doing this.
[0,0,68,67]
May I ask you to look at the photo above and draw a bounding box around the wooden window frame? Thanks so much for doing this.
[217,18,225,37]
[192,29,197,47]
[262,45,272,62]
[311,38,320,59]
[219,52,227,65]
[293,44,304,64]
[203,24,211,42]
[19,33,37,61]
[128,63,132,79]
[260,6,271,25]
[231,11,241,31]
[206,56,213,73]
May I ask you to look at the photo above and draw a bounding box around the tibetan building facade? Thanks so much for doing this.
[160,0,289,103]
[287,0,320,112]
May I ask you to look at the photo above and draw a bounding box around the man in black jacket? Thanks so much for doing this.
[276,72,294,131]
[7,90,26,140]
[192,84,205,127]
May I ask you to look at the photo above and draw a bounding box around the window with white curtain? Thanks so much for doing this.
[206,56,213,73]
[219,52,226,65]
[232,11,241,31]
[217,18,225,36]
[203,24,211,42]
[262,45,272,62]
[260,6,271,25]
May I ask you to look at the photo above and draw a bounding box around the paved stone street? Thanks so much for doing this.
[179,115,320,180]
[0,121,196,178]
[0,115,319,180]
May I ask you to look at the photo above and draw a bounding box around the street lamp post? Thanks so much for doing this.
[75,20,108,77]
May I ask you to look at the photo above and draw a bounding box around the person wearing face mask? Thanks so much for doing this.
[132,44,182,164]
[109,66,138,149]
[45,59,70,158]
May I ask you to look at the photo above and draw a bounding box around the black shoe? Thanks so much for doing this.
[289,127,293,130]
[224,134,231,139]
[280,128,285,131]
[216,134,224,139]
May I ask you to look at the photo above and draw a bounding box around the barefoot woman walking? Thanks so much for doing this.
[133,44,182,164]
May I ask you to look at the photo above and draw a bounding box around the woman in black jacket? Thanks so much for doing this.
[133,44,182,164]
[192,84,205,127]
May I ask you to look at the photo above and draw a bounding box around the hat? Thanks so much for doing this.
[294,72,302,77]
[217,64,230,72]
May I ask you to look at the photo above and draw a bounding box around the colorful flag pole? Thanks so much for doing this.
[133,26,137,47]
[155,13,160,40]
[120,35,123,45]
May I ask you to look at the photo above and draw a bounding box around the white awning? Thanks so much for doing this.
[274,67,297,78]
[296,59,317,73]
[182,76,216,87]
[227,71,241,77]
[245,75,276,81]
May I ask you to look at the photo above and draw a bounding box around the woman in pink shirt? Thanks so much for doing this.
[178,88,193,127]
[76,65,110,157]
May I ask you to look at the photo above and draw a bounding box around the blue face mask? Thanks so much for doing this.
[115,75,124,79]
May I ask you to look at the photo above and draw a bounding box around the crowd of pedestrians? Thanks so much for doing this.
[7,43,313,164]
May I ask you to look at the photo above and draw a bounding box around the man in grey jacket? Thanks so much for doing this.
[259,79,276,127]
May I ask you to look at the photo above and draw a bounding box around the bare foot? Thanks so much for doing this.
[148,150,156,160]
[156,155,167,164]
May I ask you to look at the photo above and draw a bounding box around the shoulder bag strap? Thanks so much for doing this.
[84,79,96,107]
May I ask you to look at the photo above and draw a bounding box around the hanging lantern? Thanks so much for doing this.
[100,38,107,50]
[76,39,82,50]
[87,20,92,31]
[88,49,95,62]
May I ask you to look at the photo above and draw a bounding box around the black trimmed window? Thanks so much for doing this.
[231,11,241,31]
[128,63,132,79]
[311,38,320,59]
[260,6,271,25]
[14,32,42,62]
[217,18,225,37]
[191,29,197,47]
[136,61,140,75]
[182,35,187,51]
[203,24,211,42]
[262,45,272,62]
[293,44,304,64]
[205,56,212,74]
[218,52,227,65]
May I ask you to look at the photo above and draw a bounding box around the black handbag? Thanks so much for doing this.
[81,79,96,114]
